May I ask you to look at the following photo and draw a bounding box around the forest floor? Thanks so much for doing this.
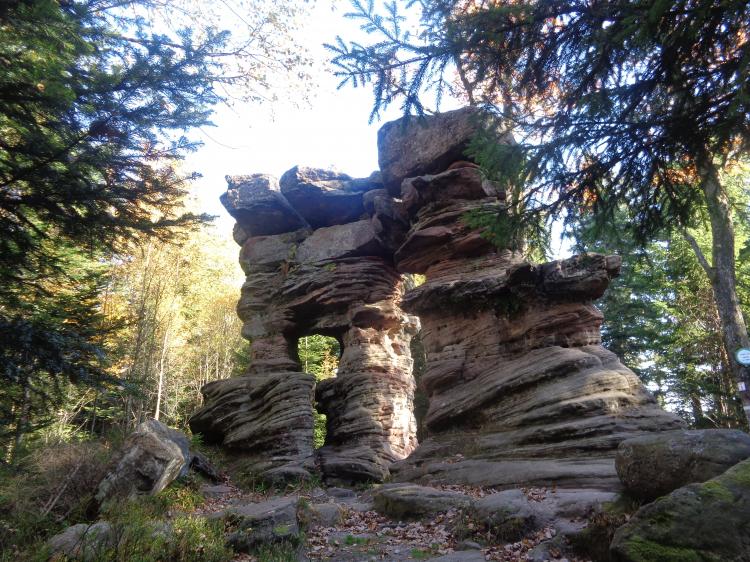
[190,475,588,562]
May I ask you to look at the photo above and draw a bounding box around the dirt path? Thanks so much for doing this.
[193,479,586,562]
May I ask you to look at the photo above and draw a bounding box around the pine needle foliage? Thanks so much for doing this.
[329,0,750,241]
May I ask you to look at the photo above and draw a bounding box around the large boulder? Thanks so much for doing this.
[238,230,309,275]
[220,174,309,236]
[616,429,750,501]
[377,106,505,194]
[94,419,191,507]
[46,522,115,561]
[210,496,301,552]
[610,458,750,562]
[295,219,386,263]
[473,488,617,542]
[373,484,473,519]
[279,166,381,228]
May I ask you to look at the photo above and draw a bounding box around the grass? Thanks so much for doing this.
[0,436,233,562]
[252,542,301,562]
[0,439,113,559]
[344,534,369,545]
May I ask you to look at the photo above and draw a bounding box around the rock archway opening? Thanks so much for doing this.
[297,334,340,449]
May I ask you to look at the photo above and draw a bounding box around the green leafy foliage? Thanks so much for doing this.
[574,190,749,428]
[331,0,750,240]
[298,335,340,449]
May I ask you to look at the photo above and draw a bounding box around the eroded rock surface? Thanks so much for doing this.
[615,428,750,500]
[191,170,418,483]
[373,484,473,519]
[379,110,684,490]
[94,419,191,507]
[377,106,504,194]
[192,106,683,492]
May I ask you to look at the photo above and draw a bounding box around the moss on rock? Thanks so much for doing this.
[610,458,750,562]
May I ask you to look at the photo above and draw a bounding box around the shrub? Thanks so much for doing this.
[0,440,112,556]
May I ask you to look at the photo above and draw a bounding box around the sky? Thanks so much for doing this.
[186,1,436,234]
[183,0,571,257]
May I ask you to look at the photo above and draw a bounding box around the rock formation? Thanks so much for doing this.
[190,106,683,489]
[190,171,419,483]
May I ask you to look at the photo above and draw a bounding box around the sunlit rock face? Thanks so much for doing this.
[191,106,683,488]
[190,167,418,483]
[378,109,684,490]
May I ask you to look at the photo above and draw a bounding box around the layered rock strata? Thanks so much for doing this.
[190,171,418,482]
[192,106,683,489]
[381,110,684,490]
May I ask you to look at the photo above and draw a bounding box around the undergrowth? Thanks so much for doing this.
[570,495,643,562]
[251,542,301,562]
[0,437,231,562]
[0,440,112,559]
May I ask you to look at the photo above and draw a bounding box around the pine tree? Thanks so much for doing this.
[0,0,310,453]
[329,0,750,422]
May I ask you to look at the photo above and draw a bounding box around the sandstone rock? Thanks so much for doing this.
[426,552,486,562]
[295,220,386,263]
[457,540,482,550]
[94,419,191,507]
[327,487,357,500]
[200,107,685,494]
[238,229,309,275]
[377,106,505,194]
[365,189,410,253]
[47,521,114,561]
[473,488,616,541]
[220,174,309,236]
[190,450,222,482]
[192,221,417,483]
[189,372,315,481]
[316,307,419,482]
[212,496,301,552]
[610,458,750,562]
[279,166,381,228]
[302,502,345,528]
[400,167,502,216]
[373,484,473,519]
[232,223,250,246]
[200,484,234,499]
[615,428,750,501]
[388,152,683,490]
[391,253,682,490]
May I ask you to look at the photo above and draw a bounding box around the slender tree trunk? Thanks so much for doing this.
[154,324,170,421]
[698,160,750,426]
[10,378,31,464]
[690,393,705,427]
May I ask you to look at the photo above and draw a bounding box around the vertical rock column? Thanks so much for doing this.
[377,108,685,490]
[190,168,420,483]
[315,294,420,483]
[190,174,317,482]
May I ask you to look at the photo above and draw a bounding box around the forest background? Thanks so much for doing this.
[2,0,749,472]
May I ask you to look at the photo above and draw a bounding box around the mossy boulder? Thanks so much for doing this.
[210,495,301,552]
[616,429,750,501]
[372,484,473,519]
[610,458,750,561]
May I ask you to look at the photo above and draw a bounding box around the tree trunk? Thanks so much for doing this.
[154,324,169,421]
[10,378,31,464]
[699,159,750,426]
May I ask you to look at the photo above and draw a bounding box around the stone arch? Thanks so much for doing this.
[191,107,684,490]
